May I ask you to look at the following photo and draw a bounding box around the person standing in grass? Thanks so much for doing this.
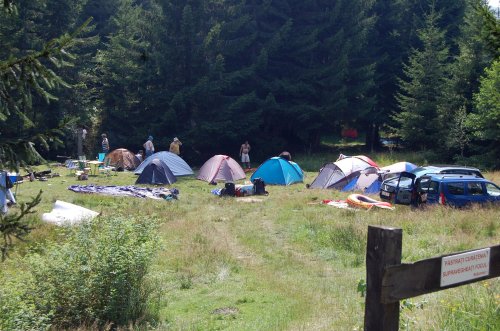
[239,140,251,169]
[101,133,110,155]
[143,136,155,157]
[169,137,182,156]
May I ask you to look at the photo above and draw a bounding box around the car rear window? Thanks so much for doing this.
[485,183,500,197]
[467,182,484,195]
[447,182,465,195]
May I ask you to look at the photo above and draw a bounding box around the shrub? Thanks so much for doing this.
[0,216,159,329]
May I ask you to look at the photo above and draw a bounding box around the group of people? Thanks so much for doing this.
[100,134,183,162]
[102,134,289,170]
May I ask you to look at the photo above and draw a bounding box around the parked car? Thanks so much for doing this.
[380,137,402,147]
[379,165,484,205]
[420,174,500,207]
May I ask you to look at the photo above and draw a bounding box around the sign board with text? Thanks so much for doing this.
[441,248,490,287]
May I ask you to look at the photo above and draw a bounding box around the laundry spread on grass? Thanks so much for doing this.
[321,199,355,210]
[68,184,179,200]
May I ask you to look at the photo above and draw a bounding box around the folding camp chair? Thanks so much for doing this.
[98,153,106,163]
[99,158,116,176]
[75,156,91,177]
[66,159,79,174]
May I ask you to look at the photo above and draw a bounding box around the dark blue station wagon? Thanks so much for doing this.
[419,175,500,207]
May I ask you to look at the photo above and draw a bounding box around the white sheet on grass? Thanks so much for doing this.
[42,200,99,226]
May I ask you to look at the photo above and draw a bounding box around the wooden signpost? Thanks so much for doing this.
[364,225,499,330]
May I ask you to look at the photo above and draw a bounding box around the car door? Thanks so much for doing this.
[394,172,416,204]
[484,182,500,202]
[444,182,467,207]
[420,179,440,204]
[416,176,433,204]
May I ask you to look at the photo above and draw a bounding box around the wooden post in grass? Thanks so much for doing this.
[77,128,84,157]
[364,226,402,331]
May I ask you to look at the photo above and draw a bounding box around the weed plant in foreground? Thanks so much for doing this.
[0,216,159,330]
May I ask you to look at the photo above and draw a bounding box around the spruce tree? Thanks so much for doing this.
[97,0,166,149]
[440,0,492,159]
[0,8,89,168]
[368,0,410,149]
[394,6,450,150]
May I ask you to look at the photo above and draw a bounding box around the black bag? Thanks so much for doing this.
[5,175,13,189]
[221,182,236,197]
[252,178,267,195]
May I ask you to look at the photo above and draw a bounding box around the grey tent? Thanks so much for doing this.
[135,159,177,185]
[135,151,193,176]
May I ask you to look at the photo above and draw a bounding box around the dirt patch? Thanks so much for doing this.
[212,306,239,315]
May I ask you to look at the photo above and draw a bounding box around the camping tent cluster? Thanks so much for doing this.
[197,155,304,186]
[101,148,410,194]
[98,149,194,185]
[309,155,416,193]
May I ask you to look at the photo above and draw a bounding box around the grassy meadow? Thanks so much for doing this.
[1,151,499,330]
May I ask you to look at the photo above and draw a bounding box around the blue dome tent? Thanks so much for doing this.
[135,151,193,176]
[250,157,304,185]
[136,159,177,185]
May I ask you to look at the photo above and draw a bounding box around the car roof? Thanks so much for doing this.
[425,174,490,182]
[412,165,483,177]
[427,165,481,171]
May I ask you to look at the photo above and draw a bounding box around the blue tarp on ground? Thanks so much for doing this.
[134,151,193,176]
[250,157,303,185]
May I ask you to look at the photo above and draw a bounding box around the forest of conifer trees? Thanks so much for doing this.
[1,0,499,167]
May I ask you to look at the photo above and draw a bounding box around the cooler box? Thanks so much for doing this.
[7,172,18,184]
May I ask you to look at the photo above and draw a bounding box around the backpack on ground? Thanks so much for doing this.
[252,178,267,195]
[220,182,236,197]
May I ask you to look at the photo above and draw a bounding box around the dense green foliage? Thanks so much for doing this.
[1,0,499,166]
[0,216,159,329]
[468,59,500,167]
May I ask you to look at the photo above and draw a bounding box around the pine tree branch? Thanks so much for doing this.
[0,189,42,261]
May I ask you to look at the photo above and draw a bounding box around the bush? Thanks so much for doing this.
[0,216,159,330]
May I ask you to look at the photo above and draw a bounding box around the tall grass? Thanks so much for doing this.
[0,155,499,330]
